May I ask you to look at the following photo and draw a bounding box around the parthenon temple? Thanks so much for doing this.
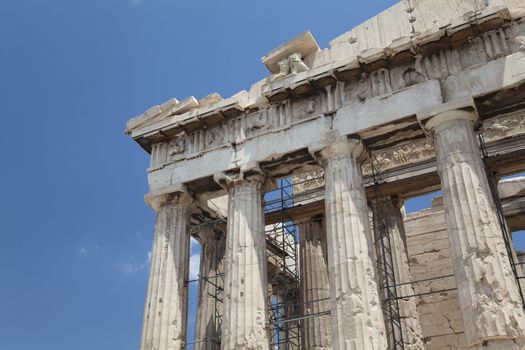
[125,0,525,349]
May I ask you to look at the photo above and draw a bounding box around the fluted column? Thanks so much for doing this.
[426,109,525,349]
[374,197,425,350]
[311,138,387,350]
[298,216,332,349]
[216,172,270,350]
[140,192,192,350]
[194,227,226,350]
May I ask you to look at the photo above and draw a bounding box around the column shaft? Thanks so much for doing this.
[430,111,525,348]
[140,194,192,350]
[317,139,387,350]
[194,229,225,350]
[299,217,332,349]
[221,178,270,350]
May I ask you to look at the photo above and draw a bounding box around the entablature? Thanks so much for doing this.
[125,0,525,202]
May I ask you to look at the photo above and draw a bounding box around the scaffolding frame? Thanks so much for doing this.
[265,178,302,349]
[186,147,525,349]
[263,169,459,350]
[478,133,525,308]
[185,218,226,350]
[366,152,405,350]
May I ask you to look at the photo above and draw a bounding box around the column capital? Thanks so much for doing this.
[144,187,193,211]
[213,163,273,191]
[309,137,365,165]
[425,109,477,133]
[194,225,222,244]
[417,97,479,134]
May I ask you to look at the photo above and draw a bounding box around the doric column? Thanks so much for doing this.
[424,109,525,349]
[140,192,193,350]
[194,227,226,350]
[298,216,332,349]
[373,197,425,350]
[215,171,270,350]
[310,138,388,350]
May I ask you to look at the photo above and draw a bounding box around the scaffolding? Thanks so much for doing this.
[366,152,405,350]
[185,218,226,350]
[478,133,525,308]
[186,147,519,349]
[265,178,301,349]
[365,151,461,350]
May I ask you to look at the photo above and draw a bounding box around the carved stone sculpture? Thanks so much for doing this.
[403,68,426,87]
[483,113,525,141]
[289,53,309,74]
[272,58,291,80]
[516,36,525,51]
[271,52,309,80]
[169,137,185,157]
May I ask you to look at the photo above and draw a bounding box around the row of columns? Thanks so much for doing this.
[140,108,525,349]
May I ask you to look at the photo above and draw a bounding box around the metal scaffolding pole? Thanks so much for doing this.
[478,133,525,308]
[367,152,405,350]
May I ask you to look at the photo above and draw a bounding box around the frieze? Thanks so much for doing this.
[483,111,525,142]
[291,169,325,194]
[143,19,525,171]
[362,139,436,175]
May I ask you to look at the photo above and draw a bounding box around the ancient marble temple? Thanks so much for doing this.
[125,0,525,349]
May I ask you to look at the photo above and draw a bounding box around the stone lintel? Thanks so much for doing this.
[262,31,320,74]
[126,5,516,143]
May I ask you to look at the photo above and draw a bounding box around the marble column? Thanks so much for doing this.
[374,197,425,350]
[298,216,332,349]
[311,138,387,350]
[194,227,226,350]
[140,192,192,350]
[426,109,525,349]
[218,173,270,350]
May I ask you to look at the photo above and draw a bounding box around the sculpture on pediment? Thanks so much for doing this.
[273,58,291,80]
[516,36,525,51]
[271,53,309,81]
[289,53,309,74]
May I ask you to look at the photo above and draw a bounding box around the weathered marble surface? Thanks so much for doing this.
[194,228,225,350]
[218,174,270,350]
[140,193,192,350]
[298,217,332,349]
[373,198,426,350]
[425,110,525,348]
[313,138,387,349]
[128,0,525,199]
[128,1,525,349]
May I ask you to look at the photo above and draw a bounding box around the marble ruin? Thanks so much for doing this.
[125,0,525,348]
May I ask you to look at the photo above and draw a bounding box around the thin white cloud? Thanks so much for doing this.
[130,0,143,6]
[114,252,150,276]
[189,254,200,280]
[78,241,99,257]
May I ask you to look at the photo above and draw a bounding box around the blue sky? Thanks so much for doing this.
[0,1,523,350]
